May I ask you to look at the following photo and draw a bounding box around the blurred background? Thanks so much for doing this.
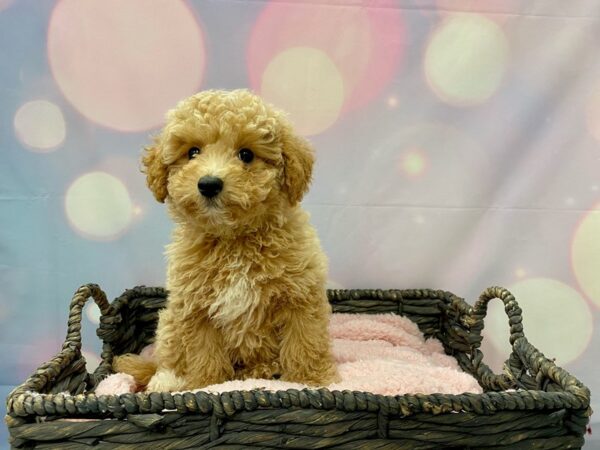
[1,0,599,446]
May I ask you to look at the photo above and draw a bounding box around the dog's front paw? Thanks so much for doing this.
[282,362,341,387]
[146,369,188,393]
[323,364,342,384]
[236,361,281,380]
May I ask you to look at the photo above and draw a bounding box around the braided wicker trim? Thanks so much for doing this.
[7,383,590,421]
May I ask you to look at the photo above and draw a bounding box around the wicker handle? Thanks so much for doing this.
[468,286,525,346]
[62,284,111,351]
[461,286,528,390]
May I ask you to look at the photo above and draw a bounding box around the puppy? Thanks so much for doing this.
[114,89,339,391]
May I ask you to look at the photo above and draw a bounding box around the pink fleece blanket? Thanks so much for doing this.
[96,313,482,396]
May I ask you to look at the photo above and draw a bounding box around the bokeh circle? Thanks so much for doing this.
[483,278,592,366]
[48,0,204,132]
[425,14,509,106]
[248,0,405,134]
[82,350,101,372]
[261,47,345,136]
[65,172,133,240]
[0,0,13,12]
[14,100,66,151]
[572,205,600,307]
[399,148,429,178]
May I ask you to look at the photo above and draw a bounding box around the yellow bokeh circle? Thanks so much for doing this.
[482,278,592,366]
[14,100,66,151]
[65,172,133,240]
[572,206,600,306]
[261,47,345,136]
[425,14,509,106]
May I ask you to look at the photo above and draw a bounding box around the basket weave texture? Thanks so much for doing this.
[5,284,592,449]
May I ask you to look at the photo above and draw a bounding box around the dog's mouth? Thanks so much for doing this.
[204,197,219,208]
[198,197,225,219]
[173,190,224,220]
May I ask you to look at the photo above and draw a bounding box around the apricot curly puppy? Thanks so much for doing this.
[114,90,339,391]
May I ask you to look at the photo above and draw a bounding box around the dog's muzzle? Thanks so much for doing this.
[198,176,223,198]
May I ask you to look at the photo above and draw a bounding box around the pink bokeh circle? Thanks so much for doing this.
[47,0,205,132]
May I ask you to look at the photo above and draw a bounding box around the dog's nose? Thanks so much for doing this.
[197,176,223,198]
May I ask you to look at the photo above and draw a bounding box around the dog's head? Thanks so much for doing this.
[142,90,314,234]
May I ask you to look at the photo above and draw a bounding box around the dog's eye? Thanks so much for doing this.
[238,148,254,164]
[188,147,201,159]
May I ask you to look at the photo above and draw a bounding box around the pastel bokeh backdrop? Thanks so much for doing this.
[1,0,599,445]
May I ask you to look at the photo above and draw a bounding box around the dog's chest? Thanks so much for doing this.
[168,234,282,341]
[208,273,261,327]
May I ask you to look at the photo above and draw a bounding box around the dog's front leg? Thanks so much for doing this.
[181,318,235,390]
[279,300,340,386]
[147,307,188,392]
[149,309,234,391]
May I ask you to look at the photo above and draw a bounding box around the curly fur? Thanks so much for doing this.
[114,90,339,391]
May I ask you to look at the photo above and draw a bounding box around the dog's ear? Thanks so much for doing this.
[281,131,315,206]
[142,140,169,203]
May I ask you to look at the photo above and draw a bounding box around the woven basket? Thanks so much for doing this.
[5,284,591,449]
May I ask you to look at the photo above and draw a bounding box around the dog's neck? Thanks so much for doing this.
[176,205,300,245]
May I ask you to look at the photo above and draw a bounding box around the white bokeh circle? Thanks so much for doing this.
[85,302,101,325]
[81,350,101,372]
[425,14,509,106]
[65,172,133,240]
[14,100,66,151]
[482,278,592,366]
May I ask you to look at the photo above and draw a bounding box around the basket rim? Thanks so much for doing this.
[5,285,592,423]
[6,375,591,420]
